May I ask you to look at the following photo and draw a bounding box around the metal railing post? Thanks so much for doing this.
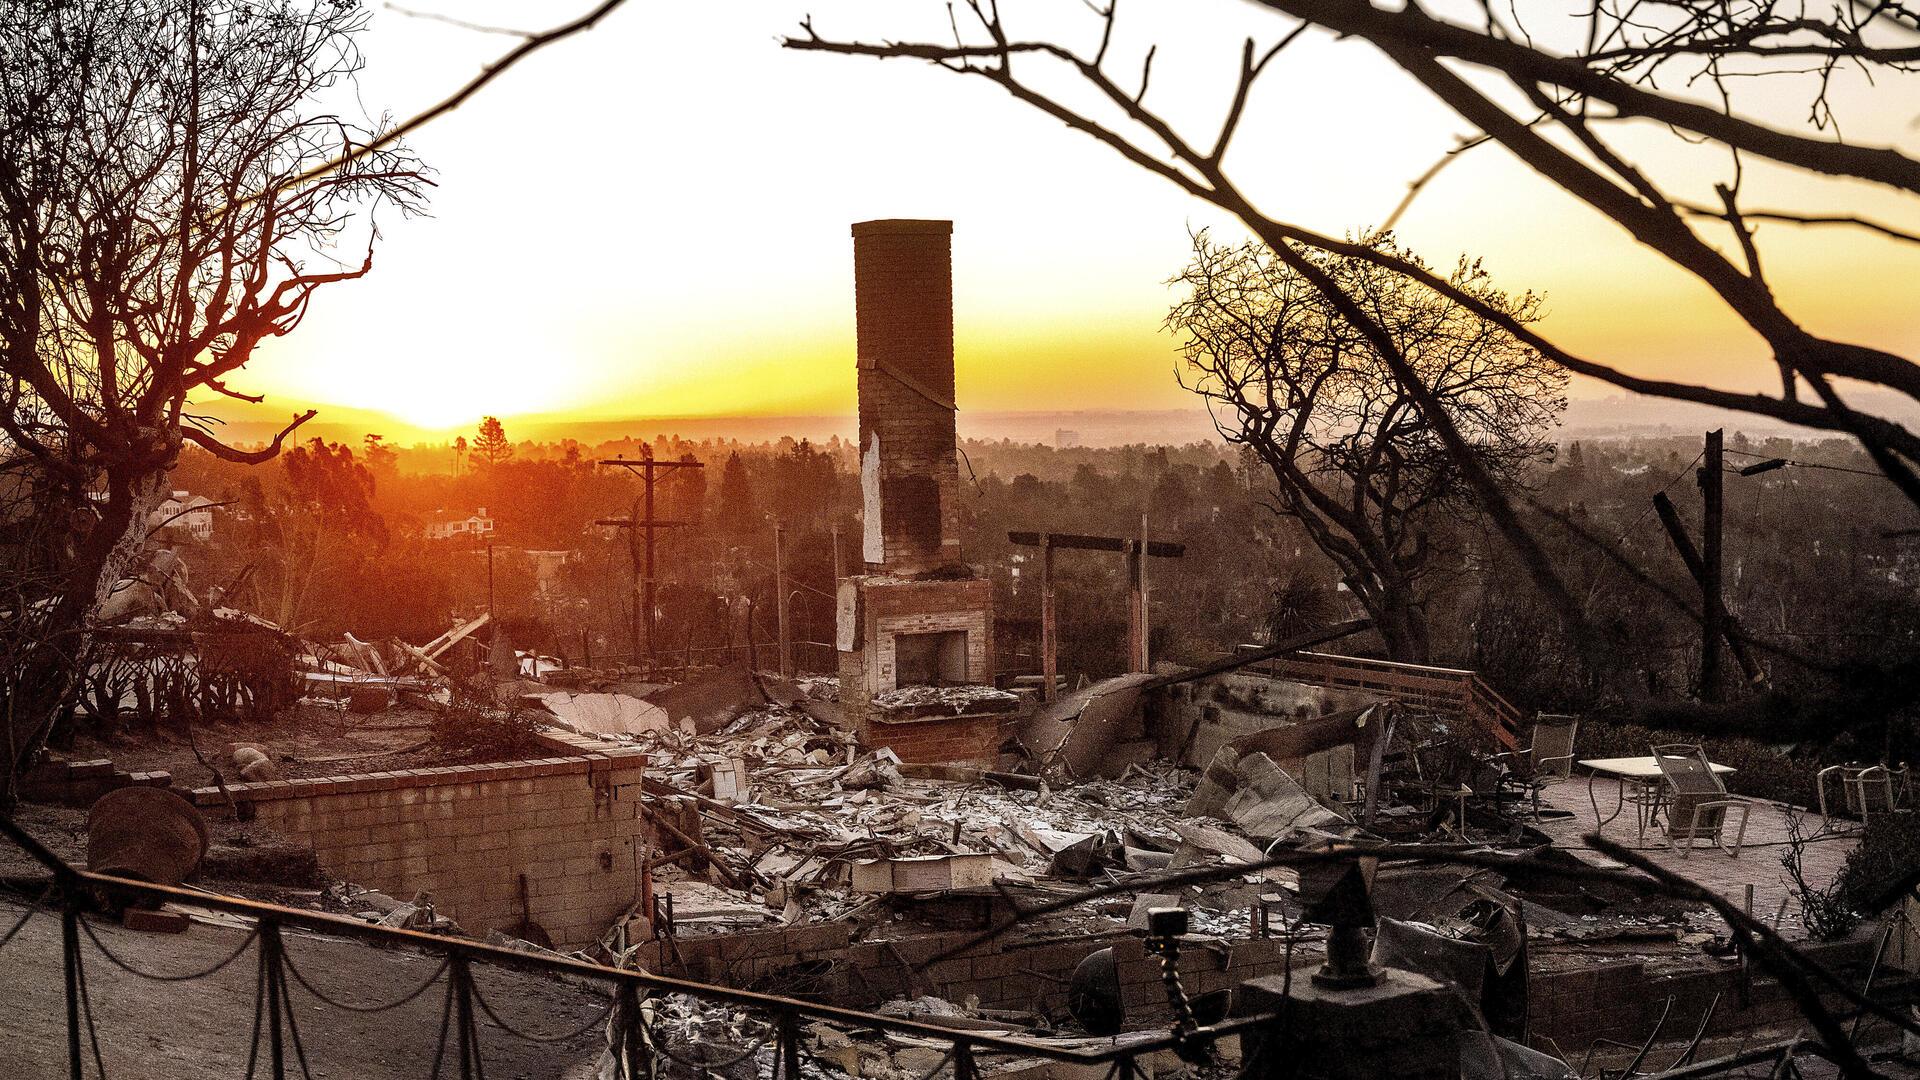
[451,953,481,1080]
[61,907,83,1080]
[776,1009,803,1080]
[265,920,288,1080]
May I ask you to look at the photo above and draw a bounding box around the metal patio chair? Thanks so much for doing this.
[1652,744,1754,858]
[1817,762,1912,823]
[1492,713,1579,818]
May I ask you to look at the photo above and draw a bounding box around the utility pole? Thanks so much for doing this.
[1699,429,1725,701]
[830,524,843,586]
[597,454,704,666]
[486,541,495,620]
[1653,429,1755,697]
[1040,536,1057,701]
[774,521,792,678]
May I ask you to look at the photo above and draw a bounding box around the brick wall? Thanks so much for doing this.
[863,712,1006,767]
[189,749,650,949]
[1527,937,1898,1052]
[852,218,962,574]
[630,924,1306,1018]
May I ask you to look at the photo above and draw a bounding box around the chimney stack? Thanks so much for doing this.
[852,219,960,575]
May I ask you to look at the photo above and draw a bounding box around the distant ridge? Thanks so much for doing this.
[188,407,1228,450]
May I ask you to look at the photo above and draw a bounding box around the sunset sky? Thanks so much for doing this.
[237,1,1920,439]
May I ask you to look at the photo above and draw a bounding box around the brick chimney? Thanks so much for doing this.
[852,219,961,575]
[838,219,1006,765]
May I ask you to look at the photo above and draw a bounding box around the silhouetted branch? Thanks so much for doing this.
[181,411,318,465]
[272,0,634,200]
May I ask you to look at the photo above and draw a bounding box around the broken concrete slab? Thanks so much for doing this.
[531,691,677,738]
[644,663,765,734]
[1187,748,1348,845]
[1125,893,1186,930]
[1170,820,1267,865]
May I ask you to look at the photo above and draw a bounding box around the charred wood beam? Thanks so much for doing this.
[1007,531,1186,558]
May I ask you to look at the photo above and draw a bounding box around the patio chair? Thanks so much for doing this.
[1412,739,1508,830]
[1817,762,1912,822]
[1651,744,1754,858]
[1492,713,1579,818]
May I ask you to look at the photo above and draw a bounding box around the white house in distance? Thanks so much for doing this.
[150,490,217,542]
[426,507,496,542]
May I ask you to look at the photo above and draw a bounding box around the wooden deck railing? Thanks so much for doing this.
[1234,647,1524,748]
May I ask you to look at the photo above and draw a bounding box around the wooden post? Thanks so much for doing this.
[775,522,792,678]
[1128,507,1144,668]
[1040,536,1057,702]
[1653,491,1761,685]
[1008,530,1183,685]
[830,523,843,585]
[1698,429,1725,702]
[627,495,644,662]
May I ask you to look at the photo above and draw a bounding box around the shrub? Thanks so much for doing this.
[1834,813,1920,916]
[430,697,544,761]
[1782,810,1859,941]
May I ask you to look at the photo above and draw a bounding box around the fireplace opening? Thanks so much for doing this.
[895,630,968,686]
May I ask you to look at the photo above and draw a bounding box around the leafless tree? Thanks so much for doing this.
[0,0,636,804]
[1172,230,1565,661]
[0,0,429,803]
[785,0,1920,663]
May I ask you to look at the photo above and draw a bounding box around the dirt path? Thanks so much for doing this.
[0,897,608,1080]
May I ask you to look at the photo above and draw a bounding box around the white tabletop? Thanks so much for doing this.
[1580,756,1736,779]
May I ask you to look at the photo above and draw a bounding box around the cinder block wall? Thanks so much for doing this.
[190,749,649,949]
[631,924,1306,1017]
[1527,937,1893,1052]
[852,218,961,574]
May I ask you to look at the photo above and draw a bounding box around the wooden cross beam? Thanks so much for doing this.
[1008,530,1187,698]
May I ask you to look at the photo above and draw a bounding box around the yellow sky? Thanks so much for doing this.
[235,1,1920,435]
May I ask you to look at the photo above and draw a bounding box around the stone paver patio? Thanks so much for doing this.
[1531,773,1861,941]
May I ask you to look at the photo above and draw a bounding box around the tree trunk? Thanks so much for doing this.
[1352,575,1432,665]
[3,466,168,808]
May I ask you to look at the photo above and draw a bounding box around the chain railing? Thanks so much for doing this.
[0,814,1263,1080]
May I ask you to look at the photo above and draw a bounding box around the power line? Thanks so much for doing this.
[1722,448,1888,479]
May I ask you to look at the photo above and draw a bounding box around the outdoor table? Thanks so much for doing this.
[1579,756,1736,843]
